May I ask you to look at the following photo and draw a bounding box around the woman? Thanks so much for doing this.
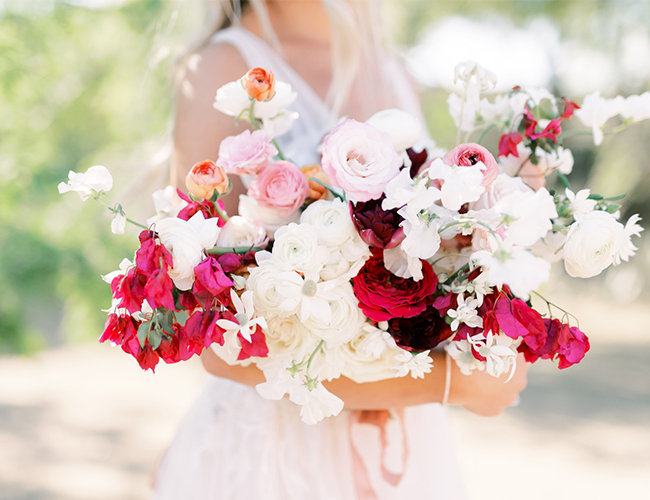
[154,1,529,498]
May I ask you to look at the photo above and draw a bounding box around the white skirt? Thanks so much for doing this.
[152,376,467,500]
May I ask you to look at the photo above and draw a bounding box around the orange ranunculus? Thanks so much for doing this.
[185,160,230,200]
[242,68,276,102]
[300,164,330,201]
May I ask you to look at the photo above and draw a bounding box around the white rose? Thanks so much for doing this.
[155,212,220,290]
[238,194,300,237]
[271,223,328,275]
[216,215,268,248]
[264,315,320,361]
[365,108,421,152]
[563,210,627,278]
[303,282,366,346]
[337,330,402,383]
[58,165,113,200]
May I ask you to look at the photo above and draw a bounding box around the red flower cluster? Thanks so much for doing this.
[100,229,267,371]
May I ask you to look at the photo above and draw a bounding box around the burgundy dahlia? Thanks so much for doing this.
[352,250,438,321]
[350,198,405,249]
[388,306,453,351]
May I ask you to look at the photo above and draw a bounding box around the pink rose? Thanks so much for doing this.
[321,119,401,202]
[247,161,309,217]
[443,143,499,188]
[216,130,278,176]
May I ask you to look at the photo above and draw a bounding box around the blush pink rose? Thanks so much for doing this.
[216,130,278,176]
[247,161,309,217]
[321,119,401,202]
[443,143,499,188]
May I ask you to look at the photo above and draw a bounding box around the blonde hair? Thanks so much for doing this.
[162,0,394,119]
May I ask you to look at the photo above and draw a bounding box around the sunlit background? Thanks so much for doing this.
[0,0,649,499]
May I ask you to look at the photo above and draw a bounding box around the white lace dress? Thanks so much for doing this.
[152,26,467,500]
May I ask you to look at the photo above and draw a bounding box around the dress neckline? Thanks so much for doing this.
[212,26,332,119]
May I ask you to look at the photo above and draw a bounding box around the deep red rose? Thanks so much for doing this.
[498,132,523,157]
[352,250,438,321]
[350,198,405,249]
[388,306,453,351]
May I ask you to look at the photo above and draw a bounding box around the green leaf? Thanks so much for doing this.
[148,325,162,350]
[604,194,626,201]
[587,194,604,200]
[137,321,151,349]
[606,204,622,214]
[174,310,189,327]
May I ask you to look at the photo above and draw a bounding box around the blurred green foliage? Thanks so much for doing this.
[0,0,648,353]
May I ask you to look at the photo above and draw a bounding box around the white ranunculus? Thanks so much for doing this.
[563,210,628,278]
[272,223,328,275]
[238,194,300,237]
[303,282,366,346]
[472,245,551,299]
[214,80,297,121]
[58,165,113,200]
[155,212,220,290]
[427,158,485,211]
[365,108,421,152]
[337,329,402,383]
[492,187,557,246]
[300,198,357,248]
[574,91,625,146]
[146,186,187,225]
[216,215,268,248]
[246,261,283,316]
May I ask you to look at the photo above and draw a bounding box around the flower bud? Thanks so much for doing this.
[300,164,330,201]
[185,160,230,200]
[242,68,276,102]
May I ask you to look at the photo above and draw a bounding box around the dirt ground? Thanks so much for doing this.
[1,291,649,500]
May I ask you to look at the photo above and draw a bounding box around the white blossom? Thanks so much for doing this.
[289,382,344,425]
[365,108,421,152]
[447,294,483,331]
[146,186,187,225]
[394,350,433,379]
[110,211,126,235]
[216,289,267,343]
[58,165,113,200]
[427,158,486,211]
[565,188,597,220]
[574,91,625,146]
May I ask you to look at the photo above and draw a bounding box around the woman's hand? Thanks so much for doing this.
[448,353,529,417]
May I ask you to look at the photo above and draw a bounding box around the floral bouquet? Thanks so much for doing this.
[59,63,645,424]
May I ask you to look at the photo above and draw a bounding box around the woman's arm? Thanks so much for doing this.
[200,348,529,416]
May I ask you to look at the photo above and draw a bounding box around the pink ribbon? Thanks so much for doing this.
[348,409,410,500]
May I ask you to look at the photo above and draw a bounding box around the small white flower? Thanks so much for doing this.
[382,168,441,216]
[274,271,340,323]
[272,223,329,276]
[102,257,133,284]
[454,60,498,91]
[468,332,518,380]
[427,158,486,211]
[289,382,344,425]
[620,92,650,123]
[394,350,433,379]
[146,186,187,225]
[58,165,113,200]
[447,339,483,375]
[575,91,625,146]
[216,289,267,342]
[447,294,483,331]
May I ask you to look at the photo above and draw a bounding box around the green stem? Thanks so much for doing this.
[305,340,325,375]
[271,137,287,161]
[212,201,230,222]
[94,196,148,230]
[477,123,496,145]
[207,246,263,255]
[308,178,345,201]
[531,291,580,327]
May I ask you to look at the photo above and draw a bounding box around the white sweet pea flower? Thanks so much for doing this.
[447,91,480,132]
[575,91,626,146]
[427,158,486,211]
[365,108,421,152]
[620,92,650,123]
[472,244,551,299]
[214,80,297,120]
[530,230,566,264]
[383,168,441,218]
[58,165,113,200]
[146,186,187,225]
[102,257,133,284]
[399,213,442,260]
[383,246,423,281]
[216,289,267,343]
[491,187,557,246]
[111,211,126,235]
[394,350,433,379]
[289,382,344,425]
[565,188,597,220]
[275,271,341,323]
[454,60,498,91]
[261,110,299,137]
[256,357,302,400]
[447,294,483,331]
[155,211,220,290]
